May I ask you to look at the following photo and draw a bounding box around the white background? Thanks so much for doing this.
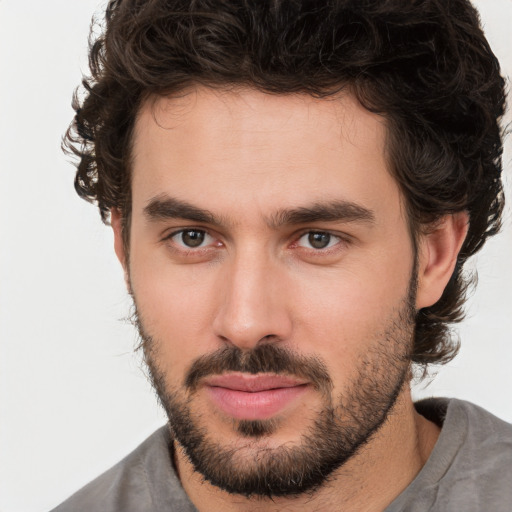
[0,1,511,511]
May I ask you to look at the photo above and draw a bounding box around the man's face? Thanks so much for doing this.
[122,87,419,496]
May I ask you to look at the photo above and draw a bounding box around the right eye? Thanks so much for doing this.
[169,229,215,249]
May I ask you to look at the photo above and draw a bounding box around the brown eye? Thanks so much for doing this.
[166,229,221,258]
[178,230,207,247]
[307,232,332,249]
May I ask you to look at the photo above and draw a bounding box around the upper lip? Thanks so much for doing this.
[203,373,308,392]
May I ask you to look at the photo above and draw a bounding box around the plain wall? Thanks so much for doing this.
[0,1,511,511]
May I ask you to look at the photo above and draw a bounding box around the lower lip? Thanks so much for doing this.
[206,385,309,420]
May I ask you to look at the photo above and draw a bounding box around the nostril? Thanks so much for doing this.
[260,334,281,343]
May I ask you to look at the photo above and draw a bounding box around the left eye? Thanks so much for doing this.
[170,229,214,248]
[297,231,340,250]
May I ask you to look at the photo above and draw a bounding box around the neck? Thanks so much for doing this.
[174,387,440,512]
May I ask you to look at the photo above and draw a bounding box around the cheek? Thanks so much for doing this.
[129,256,221,379]
[290,255,414,373]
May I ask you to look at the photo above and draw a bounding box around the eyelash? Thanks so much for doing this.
[163,229,220,252]
[294,231,343,251]
[162,228,348,256]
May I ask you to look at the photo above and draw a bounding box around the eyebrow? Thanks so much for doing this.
[144,195,375,228]
[269,201,375,228]
[144,195,220,225]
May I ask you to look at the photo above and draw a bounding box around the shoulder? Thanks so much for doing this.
[434,399,512,510]
[426,398,512,477]
[388,398,512,512]
[51,426,196,512]
[445,398,512,472]
[418,396,512,438]
[435,398,512,460]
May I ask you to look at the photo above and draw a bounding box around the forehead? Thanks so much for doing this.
[130,86,401,224]
[133,86,387,162]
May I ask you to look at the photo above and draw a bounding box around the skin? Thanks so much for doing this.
[112,86,468,511]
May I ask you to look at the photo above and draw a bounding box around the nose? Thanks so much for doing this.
[212,250,293,350]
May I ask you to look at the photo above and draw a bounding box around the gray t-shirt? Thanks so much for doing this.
[51,399,512,511]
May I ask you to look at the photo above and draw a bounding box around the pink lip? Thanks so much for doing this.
[203,373,309,420]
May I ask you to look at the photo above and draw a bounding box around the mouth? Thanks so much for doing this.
[203,373,310,420]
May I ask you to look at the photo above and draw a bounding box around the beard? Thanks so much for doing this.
[134,273,417,499]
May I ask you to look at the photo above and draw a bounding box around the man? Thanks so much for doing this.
[54,0,511,510]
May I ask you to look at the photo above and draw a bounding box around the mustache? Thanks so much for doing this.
[185,344,332,395]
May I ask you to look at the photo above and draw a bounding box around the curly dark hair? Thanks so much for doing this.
[65,0,506,367]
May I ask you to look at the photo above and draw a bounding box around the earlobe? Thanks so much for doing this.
[111,208,130,287]
[416,212,469,309]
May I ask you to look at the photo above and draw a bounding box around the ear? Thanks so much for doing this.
[111,208,130,289]
[416,211,469,309]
